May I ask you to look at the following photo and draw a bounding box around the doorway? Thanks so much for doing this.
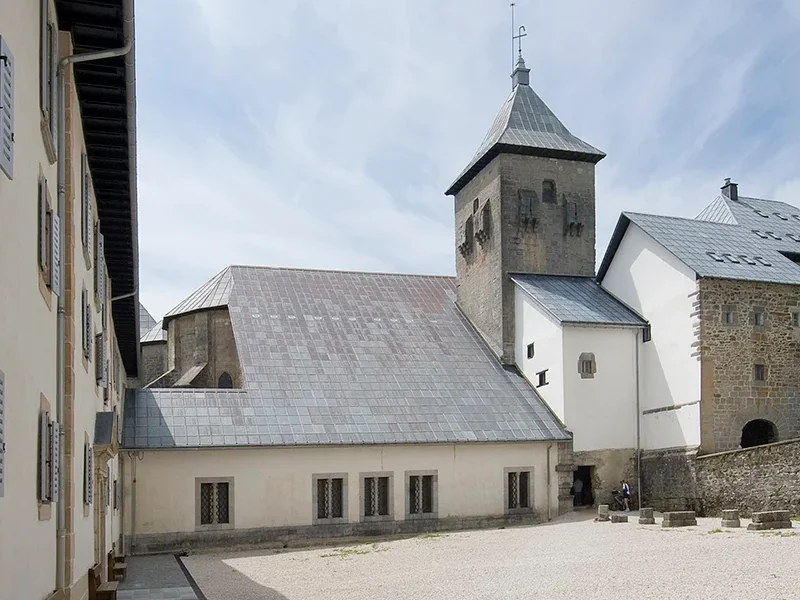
[573,466,594,507]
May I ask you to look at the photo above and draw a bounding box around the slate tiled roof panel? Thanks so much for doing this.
[695,195,737,225]
[511,275,646,326]
[163,266,233,320]
[625,212,800,285]
[140,320,167,344]
[139,303,157,338]
[123,267,570,448]
[447,77,604,195]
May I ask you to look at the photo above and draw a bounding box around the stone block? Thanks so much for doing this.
[747,521,792,531]
[595,504,610,522]
[639,507,654,519]
[662,511,697,528]
[721,509,739,520]
[721,519,741,528]
[610,514,628,523]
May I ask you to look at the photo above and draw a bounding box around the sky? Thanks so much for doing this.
[134,0,800,320]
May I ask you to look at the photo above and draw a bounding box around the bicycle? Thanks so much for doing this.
[609,490,626,512]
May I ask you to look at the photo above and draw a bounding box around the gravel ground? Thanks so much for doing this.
[182,511,799,600]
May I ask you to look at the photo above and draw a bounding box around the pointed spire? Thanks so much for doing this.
[511,54,530,87]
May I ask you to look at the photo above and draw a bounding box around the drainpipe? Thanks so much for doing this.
[635,330,642,511]
[55,0,134,589]
[546,444,552,520]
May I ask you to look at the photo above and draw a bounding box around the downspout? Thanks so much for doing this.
[635,330,642,511]
[546,444,552,521]
[55,0,134,589]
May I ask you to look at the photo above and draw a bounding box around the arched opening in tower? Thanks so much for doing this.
[740,419,778,448]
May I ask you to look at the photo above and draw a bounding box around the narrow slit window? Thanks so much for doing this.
[754,364,766,382]
[542,180,556,204]
[526,343,535,359]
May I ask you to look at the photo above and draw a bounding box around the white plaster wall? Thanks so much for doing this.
[601,223,701,449]
[0,2,59,599]
[514,287,564,419]
[562,326,638,451]
[123,443,558,536]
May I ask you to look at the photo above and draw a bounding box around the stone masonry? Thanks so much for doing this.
[698,278,800,452]
[453,154,597,363]
[140,341,166,387]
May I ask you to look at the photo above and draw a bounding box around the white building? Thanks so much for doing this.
[0,1,139,599]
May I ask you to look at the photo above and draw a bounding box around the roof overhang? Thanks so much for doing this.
[445,142,606,197]
[56,0,140,376]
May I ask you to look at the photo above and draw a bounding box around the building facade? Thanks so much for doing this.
[0,1,139,599]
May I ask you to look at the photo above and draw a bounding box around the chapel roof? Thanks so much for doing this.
[511,275,646,327]
[123,266,570,449]
[139,303,157,339]
[140,320,167,344]
[598,193,800,285]
[446,55,605,196]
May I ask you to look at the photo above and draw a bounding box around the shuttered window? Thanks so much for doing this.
[50,209,61,296]
[0,36,14,179]
[0,370,4,497]
[81,153,93,259]
[95,332,108,388]
[38,411,59,503]
[38,175,49,274]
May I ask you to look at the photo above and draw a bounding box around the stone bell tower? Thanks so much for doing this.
[445,55,605,363]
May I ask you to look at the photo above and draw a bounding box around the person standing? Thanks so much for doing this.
[621,479,631,511]
[573,476,584,506]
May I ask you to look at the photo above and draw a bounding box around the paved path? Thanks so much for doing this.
[118,554,200,600]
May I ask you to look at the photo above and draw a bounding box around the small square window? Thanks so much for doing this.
[754,364,766,382]
[578,353,595,379]
[642,325,652,343]
[406,471,437,519]
[791,312,800,328]
[536,370,548,387]
[526,343,535,359]
[722,309,736,325]
[505,468,532,513]
[753,311,766,327]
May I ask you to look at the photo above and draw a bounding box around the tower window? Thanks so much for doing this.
[218,372,233,388]
[722,306,736,325]
[536,369,548,387]
[473,198,479,212]
[791,311,799,328]
[754,364,766,382]
[542,180,556,204]
[526,343,535,359]
[753,309,766,327]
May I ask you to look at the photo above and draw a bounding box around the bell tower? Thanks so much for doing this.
[445,54,605,363]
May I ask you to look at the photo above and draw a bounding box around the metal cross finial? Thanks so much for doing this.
[514,25,527,57]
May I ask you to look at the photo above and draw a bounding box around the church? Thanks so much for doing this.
[121,54,800,552]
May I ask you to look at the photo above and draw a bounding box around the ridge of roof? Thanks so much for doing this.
[140,320,167,344]
[228,264,456,280]
[163,266,234,321]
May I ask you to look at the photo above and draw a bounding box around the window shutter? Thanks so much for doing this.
[87,309,93,361]
[39,412,48,501]
[38,176,47,271]
[40,0,48,112]
[95,233,105,303]
[95,333,103,381]
[0,36,14,179]
[49,421,59,502]
[81,154,88,246]
[84,443,93,504]
[0,369,5,497]
[114,479,120,510]
[87,192,93,263]
[48,21,57,141]
[81,289,87,354]
[50,211,61,296]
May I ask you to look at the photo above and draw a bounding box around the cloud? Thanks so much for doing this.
[134,0,800,318]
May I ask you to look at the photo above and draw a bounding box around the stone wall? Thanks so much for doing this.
[698,278,800,452]
[453,154,597,363]
[641,447,700,512]
[154,308,243,389]
[140,342,166,386]
[696,438,800,517]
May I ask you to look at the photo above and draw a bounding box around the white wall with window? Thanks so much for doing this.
[599,222,701,450]
[121,442,561,547]
[514,286,564,417]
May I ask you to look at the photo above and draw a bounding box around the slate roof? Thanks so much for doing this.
[511,275,646,327]
[446,56,604,196]
[140,320,167,344]
[139,303,157,339]
[598,196,800,285]
[123,267,570,449]
[163,266,233,324]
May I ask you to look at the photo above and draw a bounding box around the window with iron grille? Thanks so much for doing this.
[195,477,233,530]
[361,473,392,520]
[505,468,532,513]
[313,475,346,522]
[578,352,595,379]
[406,471,437,518]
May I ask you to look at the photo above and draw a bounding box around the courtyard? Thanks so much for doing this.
[122,510,800,600]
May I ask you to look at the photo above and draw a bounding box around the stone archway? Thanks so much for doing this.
[740,419,778,448]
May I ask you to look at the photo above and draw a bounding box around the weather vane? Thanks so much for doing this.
[510,3,527,86]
